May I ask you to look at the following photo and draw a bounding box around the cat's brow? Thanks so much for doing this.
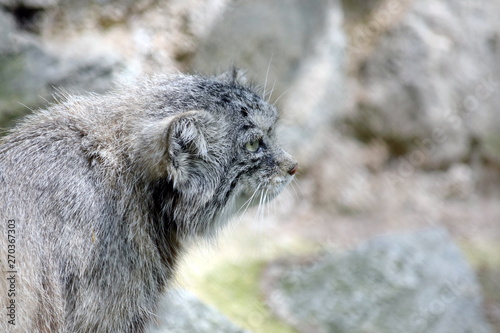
[241,124,255,131]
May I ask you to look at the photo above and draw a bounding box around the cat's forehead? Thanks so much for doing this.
[201,79,278,129]
[234,88,278,128]
[248,104,277,130]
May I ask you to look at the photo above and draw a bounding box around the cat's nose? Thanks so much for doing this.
[288,163,298,175]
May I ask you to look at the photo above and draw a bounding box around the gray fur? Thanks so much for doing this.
[0,71,297,332]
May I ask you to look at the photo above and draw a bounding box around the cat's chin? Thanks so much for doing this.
[234,187,279,211]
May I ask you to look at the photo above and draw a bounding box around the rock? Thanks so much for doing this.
[0,6,122,127]
[309,134,379,213]
[146,289,247,333]
[0,0,58,7]
[265,228,493,333]
[442,163,475,199]
[123,0,230,74]
[190,0,346,168]
[191,0,336,94]
[348,0,500,168]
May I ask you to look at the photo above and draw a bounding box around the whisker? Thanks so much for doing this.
[236,184,261,217]
[263,188,269,229]
[254,191,261,231]
[291,178,303,197]
[256,188,267,233]
[272,87,290,107]
[263,189,269,222]
[257,189,263,223]
[271,191,277,215]
[267,78,277,103]
[263,53,274,100]
[277,190,286,211]
[234,184,262,226]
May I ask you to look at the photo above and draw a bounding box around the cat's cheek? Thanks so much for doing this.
[270,174,294,196]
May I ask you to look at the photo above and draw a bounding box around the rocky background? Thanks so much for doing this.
[1,0,499,332]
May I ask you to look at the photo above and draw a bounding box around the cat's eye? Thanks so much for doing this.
[245,139,261,152]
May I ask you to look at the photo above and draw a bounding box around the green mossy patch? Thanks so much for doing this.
[185,259,297,333]
[460,241,500,332]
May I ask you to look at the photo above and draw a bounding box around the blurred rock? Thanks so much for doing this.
[191,0,336,95]
[146,289,247,333]
[265,228,493,333]
[48,0,157,30]
[0,6,122,127]
[125,0,230,74]
[190,0,346,168]
[348,0,500,168]
[310,134,377,213]
[443,163,476,199]
[0,0,57,6]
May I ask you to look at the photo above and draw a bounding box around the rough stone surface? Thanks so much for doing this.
[0,7,122,126]
[0,0,58,8]
[349,0,500,168]
[146,289,247,333]
[265,228,493,333]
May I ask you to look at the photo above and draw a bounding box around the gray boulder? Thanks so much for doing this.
[0,0,58,6]
[265,228,493,333]
[146,289,247,333]
[0,6,122,127]
[349,0,500,168]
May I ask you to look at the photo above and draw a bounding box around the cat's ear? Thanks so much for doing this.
[135,110,225,191]
[216,67,248,85]
[164,110,211,185]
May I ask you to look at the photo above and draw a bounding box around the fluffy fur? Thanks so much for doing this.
[0,71,297,332]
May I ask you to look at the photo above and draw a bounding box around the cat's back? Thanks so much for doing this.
[0,104,115,332]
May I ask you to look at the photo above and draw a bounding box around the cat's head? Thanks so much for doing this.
[136,71,297,231]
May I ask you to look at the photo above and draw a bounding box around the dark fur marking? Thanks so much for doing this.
[241,124,254,131]
[149,179,181,280]
[241,107,249,117]
[224,164,260,201]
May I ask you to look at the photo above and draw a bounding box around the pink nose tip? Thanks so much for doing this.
[288,163,298,175]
